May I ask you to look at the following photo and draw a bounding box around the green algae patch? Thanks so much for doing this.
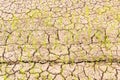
[11,15,19,30]
[27,9,42,18]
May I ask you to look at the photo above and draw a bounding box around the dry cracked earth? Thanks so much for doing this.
[0,0,120,80]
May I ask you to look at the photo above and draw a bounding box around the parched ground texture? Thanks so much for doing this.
[0,0,120,80]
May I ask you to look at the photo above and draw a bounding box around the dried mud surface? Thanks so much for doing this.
[0,0,120,80]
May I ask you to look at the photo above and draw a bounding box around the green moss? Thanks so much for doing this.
[48,74,53,80]
[116,14,120,22]
[3,74,7,80]
[95,31,103,42]
[61,56,69,64]
[42,75,47,80]
[64,31,73,44]
[56,17,63,26]
[85,5,90,16]
[102,35,111,49]
[53,40,59,49]
[27,9,42,18]
[11,15,19,30]
[20,69,25,74]
[43,17,53,27]
[108,52,113,63]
